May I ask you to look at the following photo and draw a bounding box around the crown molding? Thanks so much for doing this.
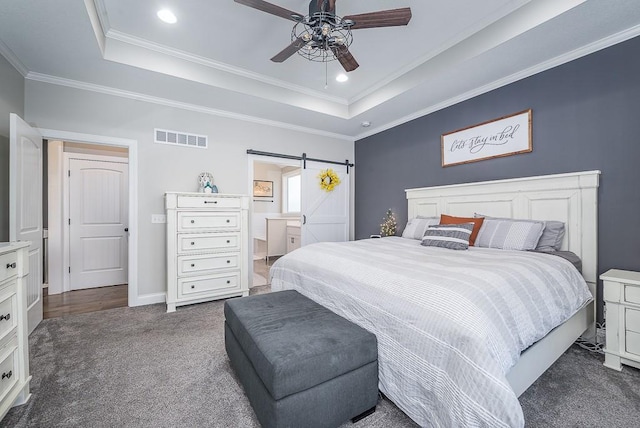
[104,30,348,107]
[0,38,28,77]
[92,0,111,35]
[355,23,640,141]
[25,72,354,142]
[85,0,108,55]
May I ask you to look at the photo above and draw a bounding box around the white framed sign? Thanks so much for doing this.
[441,109,532,167]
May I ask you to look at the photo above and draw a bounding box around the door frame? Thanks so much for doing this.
[40,128,142,307]
[63,153,129,293]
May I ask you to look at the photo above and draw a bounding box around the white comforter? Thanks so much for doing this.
[270,237,592,428]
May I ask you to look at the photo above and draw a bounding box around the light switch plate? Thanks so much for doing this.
[151,214,166,224]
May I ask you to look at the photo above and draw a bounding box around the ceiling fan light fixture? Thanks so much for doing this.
[157,9,177,24]
[336,73,348,83]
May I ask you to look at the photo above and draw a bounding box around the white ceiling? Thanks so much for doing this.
[1,0,639,140]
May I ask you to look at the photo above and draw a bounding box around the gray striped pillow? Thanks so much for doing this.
[421,223,474,250]
[475,218,545,250]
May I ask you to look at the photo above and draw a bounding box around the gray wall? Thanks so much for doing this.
[355,36,640,320]
[25,80,354,300]
[0,54,25,242]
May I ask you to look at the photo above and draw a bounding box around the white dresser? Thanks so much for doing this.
[0,242,31,420]
[165,193,249,313]
[601,269,640,371]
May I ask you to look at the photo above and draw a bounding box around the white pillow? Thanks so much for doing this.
[401,217,439,240]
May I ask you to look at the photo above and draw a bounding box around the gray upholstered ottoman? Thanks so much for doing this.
[224,290,378,428]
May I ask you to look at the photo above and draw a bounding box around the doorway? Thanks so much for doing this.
[43,128,139,309]
[250,158,301,286]
[247,152,350,288]
[45,142,130,317]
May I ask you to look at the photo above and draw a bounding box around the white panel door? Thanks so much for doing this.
[9,113,43,335]
[300,163,349,246]
[69,158,129,290]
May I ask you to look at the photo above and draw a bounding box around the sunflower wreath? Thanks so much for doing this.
[318,168,341,192]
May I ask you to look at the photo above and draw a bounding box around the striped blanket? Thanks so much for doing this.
[270,237,591,427]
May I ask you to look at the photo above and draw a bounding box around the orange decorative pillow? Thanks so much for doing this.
[440,214,485,246]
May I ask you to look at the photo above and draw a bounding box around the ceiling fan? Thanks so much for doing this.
[234,0,412,72]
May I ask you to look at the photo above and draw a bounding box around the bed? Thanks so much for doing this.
[270,170,600,427]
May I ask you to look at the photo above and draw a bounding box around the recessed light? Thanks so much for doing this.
[157,9,177,24]
[336,73,349,83]
[361,121,371,128]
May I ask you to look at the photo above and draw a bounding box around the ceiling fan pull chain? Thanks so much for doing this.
[325,60,328,89]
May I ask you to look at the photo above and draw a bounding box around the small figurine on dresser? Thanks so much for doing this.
[198,172,218,193]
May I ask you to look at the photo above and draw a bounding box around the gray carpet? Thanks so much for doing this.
[2,287,639,427]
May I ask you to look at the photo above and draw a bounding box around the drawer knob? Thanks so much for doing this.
[190,220,195,224]
[0,314,10,321]
[227,280,231,284]
[191,285,195,289]
[227,260,231,264]
[1,371,11,380]
[190,242,195,246]
[204,200,218,204]
[226,219,230,223]
[190,264,195,268]
[5,262,16,269]
[226,240,230,244]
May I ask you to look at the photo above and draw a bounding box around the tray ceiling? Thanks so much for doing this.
[1,0,639,139]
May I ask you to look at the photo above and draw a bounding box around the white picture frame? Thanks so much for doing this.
[441,109,532,167]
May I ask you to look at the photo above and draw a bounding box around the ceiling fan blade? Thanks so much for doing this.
[234,0,301,21]
[271,37,306,63]
[343,8,412,30]
[331,45,359,72]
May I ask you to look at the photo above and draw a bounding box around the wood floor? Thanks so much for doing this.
[44,260,273,319]
[43,284,128,319]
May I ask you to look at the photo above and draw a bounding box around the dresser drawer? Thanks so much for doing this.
[626,330,640,357]
[178,233,240,253]
[177,196,241,209]
[178,253,239,276]
[625,284,640,305]
[626,308,640,334]
[0,338,18,404]
[178,212,240,231]
[0,252,18,283]
[286,226,300,237]
[178,272,240,298]
[0,287,17,344]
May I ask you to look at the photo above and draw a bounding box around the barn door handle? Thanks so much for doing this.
[302,215,306,225]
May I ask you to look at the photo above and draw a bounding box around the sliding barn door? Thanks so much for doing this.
[300,163,349,246]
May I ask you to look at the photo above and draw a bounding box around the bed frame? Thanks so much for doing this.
[405,170,600,396]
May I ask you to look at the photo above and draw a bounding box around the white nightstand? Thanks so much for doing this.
[601,269,640,371]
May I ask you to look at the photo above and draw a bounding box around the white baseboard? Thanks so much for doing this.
[130,292,166,307]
